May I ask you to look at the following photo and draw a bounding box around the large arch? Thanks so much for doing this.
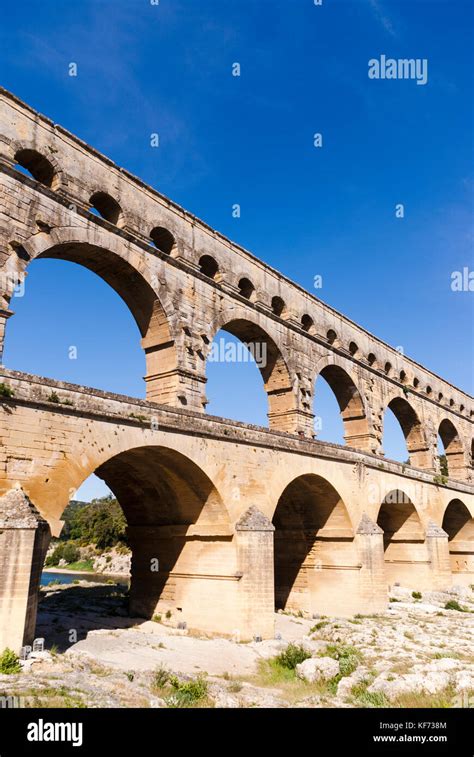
[314,364,371,450]
[384,397,430,469]
[2,232,179,405]
[206,316,295,432]
[376,490,431,589]
[272,474,359,616]
[33,445,237,643]
[438,419,466,480]
[442,498,474,585]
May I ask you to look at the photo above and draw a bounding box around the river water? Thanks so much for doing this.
[41,571,129,587]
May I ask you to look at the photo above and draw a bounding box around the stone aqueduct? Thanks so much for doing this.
[0,88,472,651]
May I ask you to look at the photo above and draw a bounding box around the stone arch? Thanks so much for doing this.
[314,361,371,451]
[442,498,474,584]
[438,418,466,479]
[25,444,240,645]
[273,474,358,616]
[150,226,176,255]
[376,489,431,589]
[3,227,179,405]
[89,191,123,226]
[384,396,430,469]
[206,312,295,432]
[8,140,67,191]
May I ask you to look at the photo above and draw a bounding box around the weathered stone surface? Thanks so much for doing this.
[296,656,339,683]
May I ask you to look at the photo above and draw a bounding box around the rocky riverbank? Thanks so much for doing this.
[1,581,473,708]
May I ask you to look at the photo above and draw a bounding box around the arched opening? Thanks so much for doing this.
[314,365,369,450]
[36,445,233,646]
[14,148,56,188]
[301,314,314,333]
[383,397,429,468]
[3,242,177,404]
[442,499,474,585]
[199,255,219,279]
[271,296,286,317]
[273,474,356,616]
[326,329,337,345]
[89,192,122,225]
[150,226,175,254]
[205,319,293,430]
[349,341,358,357]
[238,277,255,300]
[377,490,431,589]
[438,419,466,479]
[367,353,377,367]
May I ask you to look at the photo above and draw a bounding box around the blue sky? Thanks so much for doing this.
[1,0,472,499]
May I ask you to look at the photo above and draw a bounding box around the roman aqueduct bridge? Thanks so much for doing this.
[0,89,472,651]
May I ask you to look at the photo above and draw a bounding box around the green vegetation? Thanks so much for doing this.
[324,644,363,677]
[412,591,422,600]
[0,383,14,398]
[444,599,468,612]
[151,667,209,707]
[47,391,60,403]
[275,643,312,670]
[60,495,127,549]
[0,648,21,675]
[66,560,94,572]
[351,679,388,708]
[438,454,448,477]
[45,541,80,567]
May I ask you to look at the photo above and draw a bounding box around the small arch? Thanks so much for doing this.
[349,341,359,356]
[199,255,219,279]
[238,277,255,300]
[150,226,176,255]
[426,385,432,395]
[438,419,466,479]
[438,392,443,402]
[326,329,337,345]
[384,361,392,376]
[14,148,56,188]
[89,192,122,225]
[367,352,377,366]
[413,377,420,388]
[399,370,407,383]
[271,296,286,317]
[301,314,314,333]
[384,397,429,468]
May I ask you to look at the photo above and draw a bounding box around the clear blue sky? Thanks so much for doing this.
[1,0,472,499]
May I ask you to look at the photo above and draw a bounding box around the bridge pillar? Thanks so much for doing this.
[235,506,275,639]
[127,521,273,639]
[0,489,50,653]
[425,520,452,591]
[354,514,388,613]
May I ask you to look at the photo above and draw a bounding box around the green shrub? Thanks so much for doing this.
[0,383,14,398]
[45,541,80,566]
[275,643,311,670]
[152,666,170,690]
[444,600,468,612]
[412,591,422,600]
[47,391,60,403]
[167,675,208,707]
[310,621,328,632]
[0,648,21,674]
[324,644,363,677]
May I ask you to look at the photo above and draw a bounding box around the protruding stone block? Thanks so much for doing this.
[0,488,50,652]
